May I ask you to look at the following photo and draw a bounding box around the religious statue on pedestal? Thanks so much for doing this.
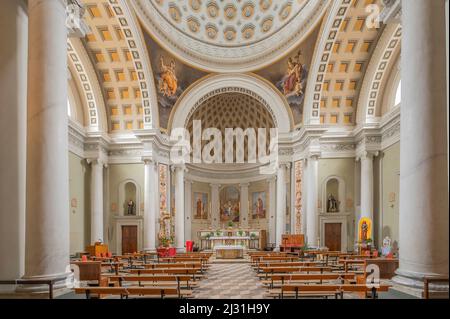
[127,199,135,215]
[358,217,372,245]
[361,221,369,242]
[327,194,339,212]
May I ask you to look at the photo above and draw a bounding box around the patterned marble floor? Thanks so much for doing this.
[193,262,267,299]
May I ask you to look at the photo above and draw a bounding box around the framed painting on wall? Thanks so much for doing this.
[220,186,240,223]
[252,191,266,219]
[193,192,208,220]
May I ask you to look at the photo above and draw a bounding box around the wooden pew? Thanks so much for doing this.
[258,266,332,279]
[254,261,324,273]
[159,257,209,266]
[108,275,195,290]
[144,262,206,273]
[341,259,366,272]
[74,286,192,299]
[252,256,298,266]
[263,273,356,289]
[260,266,332,274]
[128,268,202,281]
[277,284,391,299]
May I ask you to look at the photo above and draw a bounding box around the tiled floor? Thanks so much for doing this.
[193,262,267,299]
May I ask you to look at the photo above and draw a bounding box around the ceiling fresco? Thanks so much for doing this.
[143,31,208,130]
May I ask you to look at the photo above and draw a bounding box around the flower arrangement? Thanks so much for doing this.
[158,234,174,247]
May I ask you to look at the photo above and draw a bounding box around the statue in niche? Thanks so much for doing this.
[327,194,339,212]
[361,221,369,242]
[127,199,135,215]
[158,57,178,97]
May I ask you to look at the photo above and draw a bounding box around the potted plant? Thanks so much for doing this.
[227,221,234,229]
[215,229,222,236]
[238,230,244,237]
[250,233,257,240]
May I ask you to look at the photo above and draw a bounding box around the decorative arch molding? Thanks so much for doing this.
[168,74,294,133]
[68,74,82,124]
[108,0,159,129]
[320,175,346,214]
[67,38,107,133]
[118,179,142,216]
[356,23,402,125]
[380,58,401,115]
[303,0,353,125]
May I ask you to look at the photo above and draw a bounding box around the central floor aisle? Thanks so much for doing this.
[193,262,267,299]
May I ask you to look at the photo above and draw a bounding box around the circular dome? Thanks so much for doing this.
[133,0,328,72]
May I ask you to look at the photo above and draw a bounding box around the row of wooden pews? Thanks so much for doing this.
[71,252,212,299]
[250,251,393,299]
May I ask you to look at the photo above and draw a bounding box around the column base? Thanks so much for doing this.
[16,271,74,297]
[392,268,449,294]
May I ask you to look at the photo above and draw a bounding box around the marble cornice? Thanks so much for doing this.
[68,109,400,164]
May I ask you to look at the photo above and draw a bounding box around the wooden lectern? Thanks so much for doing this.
[86,242,109,257]
[280,234,305,252]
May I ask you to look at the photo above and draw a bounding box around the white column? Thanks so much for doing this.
[268,177,276,245]
[174,166,186,251]
[210,184,220,228]
[184,179,193,241]
[306,156,319,247]
[300,159,308,235]
[88,159,104,244]
[143,158,157,251]
[393,0,449,290]
[239,183,250,228]
[0,0,27,286]
[360,151,376,221]
[275,164,287,250]
[23,0,71,287]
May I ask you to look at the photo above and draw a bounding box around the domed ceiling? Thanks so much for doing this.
[132,0,329,72]
[186,93,275,131]
[186,93,275,160]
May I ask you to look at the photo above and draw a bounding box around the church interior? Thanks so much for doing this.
[0,0,448,300]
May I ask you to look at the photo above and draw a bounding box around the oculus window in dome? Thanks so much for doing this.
[133,0,329,72]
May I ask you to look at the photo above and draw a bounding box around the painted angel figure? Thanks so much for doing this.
[282,51,305,97]
[158,57,178,97]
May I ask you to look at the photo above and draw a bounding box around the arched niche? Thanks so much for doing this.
[168,73,294,134]
[321,176,346,213]
[118,179,141,216]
